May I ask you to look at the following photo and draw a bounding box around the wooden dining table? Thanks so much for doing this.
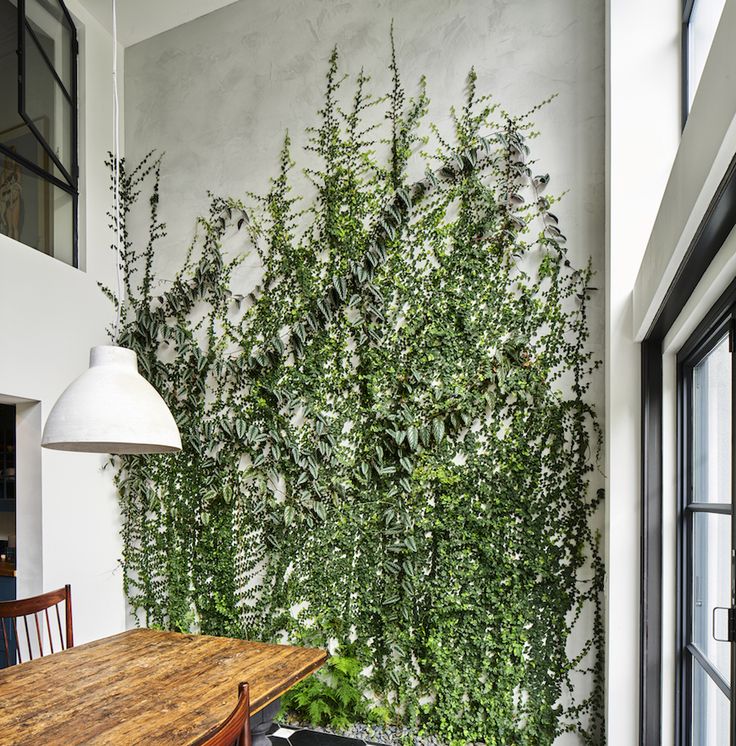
[0,628,326,745]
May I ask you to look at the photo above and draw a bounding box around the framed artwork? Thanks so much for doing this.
[0,118,51,255]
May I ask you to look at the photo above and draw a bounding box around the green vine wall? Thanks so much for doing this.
[109,43,604,745]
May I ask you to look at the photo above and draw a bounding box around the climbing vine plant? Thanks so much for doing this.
[109,41,604,745]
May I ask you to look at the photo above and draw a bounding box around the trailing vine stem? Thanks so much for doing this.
[107,40,604,746]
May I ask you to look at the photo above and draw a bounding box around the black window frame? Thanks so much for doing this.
[682,0,695,129]
[676,300,735,744]
[681,0,727,130]
[640,150,736,745]
[0,0,79,267]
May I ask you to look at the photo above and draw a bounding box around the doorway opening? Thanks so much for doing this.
[0,403,16,667]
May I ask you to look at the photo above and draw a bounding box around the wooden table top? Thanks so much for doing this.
[0,628,326,745]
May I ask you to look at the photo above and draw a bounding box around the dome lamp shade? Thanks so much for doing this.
[41,345,182,454]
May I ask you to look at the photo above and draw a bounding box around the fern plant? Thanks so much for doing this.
[282,654,390,730]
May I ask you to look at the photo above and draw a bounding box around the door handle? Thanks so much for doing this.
[712,606,735,642]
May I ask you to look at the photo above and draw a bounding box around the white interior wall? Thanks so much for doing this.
[606,0,681,743]
[633,0,736,340]
[611,0,736,741]
[78,0,240,47]
[0,0,124,644]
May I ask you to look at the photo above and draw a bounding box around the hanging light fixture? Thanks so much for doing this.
[42,0,181,454]
[41,346,181,453]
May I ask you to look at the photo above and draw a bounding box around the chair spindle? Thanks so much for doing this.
[0,585,73,668]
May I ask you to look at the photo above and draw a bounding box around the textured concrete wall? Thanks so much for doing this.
[125,0,604,296]
[124,0,605,738]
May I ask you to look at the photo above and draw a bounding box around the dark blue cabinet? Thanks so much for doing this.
[0,575,15,601]
[0,575,16,668]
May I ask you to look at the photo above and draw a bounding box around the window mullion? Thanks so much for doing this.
[1,0,78,266]
[0,143,75,194]
[687,502,732,515]
[18,0,76,189]
[683,0,696,24]
[688,642,732,699]
[24,21,72,103]
[16,115,74,188]
[730,309,736,744]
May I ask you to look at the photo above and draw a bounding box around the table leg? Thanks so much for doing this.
[251,698,281,746]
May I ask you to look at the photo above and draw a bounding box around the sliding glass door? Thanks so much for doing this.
[680,317,735,745]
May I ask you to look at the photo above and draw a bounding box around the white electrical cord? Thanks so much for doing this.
[112,0,123,341]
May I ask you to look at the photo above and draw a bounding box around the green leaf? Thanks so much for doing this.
[284,505,296,526]
[111,65,604,744]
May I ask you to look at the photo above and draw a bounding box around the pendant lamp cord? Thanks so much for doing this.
[112,0,123,342]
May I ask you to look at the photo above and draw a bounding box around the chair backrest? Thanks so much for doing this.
[191,681,251,746]
[0,584,73,667]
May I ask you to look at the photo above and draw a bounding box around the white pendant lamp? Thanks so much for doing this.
[42,346,181,453]
[41,0,181,455]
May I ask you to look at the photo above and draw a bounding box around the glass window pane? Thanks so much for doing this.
[692,659,730,746]
[1,122,40,172]
[23,26,72,179]
[693,334,731,503]
[689,0,728,110]
[0,153,73,265]
[0,1,23,136]
[25,0,72,94]
[692,511,731,684]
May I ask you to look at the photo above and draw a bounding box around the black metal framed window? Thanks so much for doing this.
[639,152,736,744]
[677,303,736,744]
[682,0,727,128]
[0,0,78,267]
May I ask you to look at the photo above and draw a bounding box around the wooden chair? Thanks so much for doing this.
[191,682,251,746]
[0,584,73,667]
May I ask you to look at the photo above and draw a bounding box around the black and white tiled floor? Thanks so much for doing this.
[268,725,385,746]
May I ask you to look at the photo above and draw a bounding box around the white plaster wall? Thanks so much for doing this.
[628,2,736,740]
[633,0,736,339]
[78,0,240,47]
[608,0,736,741]
[0,0,124,644]
[606,0,681,743]
[124,0,605,737]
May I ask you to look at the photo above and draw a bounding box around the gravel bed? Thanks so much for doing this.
[281,719,467,746]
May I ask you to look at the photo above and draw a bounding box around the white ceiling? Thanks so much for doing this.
[77,0,240,47]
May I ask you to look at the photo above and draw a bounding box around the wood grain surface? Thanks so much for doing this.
[0,628,326,745]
